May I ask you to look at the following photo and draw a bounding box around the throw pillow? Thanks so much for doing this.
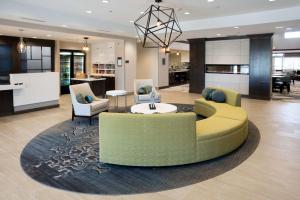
[85,95,94,103]
[76,93,87,104]
[144,85,153,94]
[201,88,209,98]
[138,87,146,95]
[211,90,226,103]
[205,88,215,101]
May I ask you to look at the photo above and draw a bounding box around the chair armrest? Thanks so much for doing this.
[73,102,91,116]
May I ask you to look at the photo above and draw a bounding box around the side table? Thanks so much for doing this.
[105,90,127,112]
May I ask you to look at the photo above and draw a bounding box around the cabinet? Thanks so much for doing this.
[205,39,250,65]
[104,77,115,91]
[0,90,13,116]
[92,63,115,77]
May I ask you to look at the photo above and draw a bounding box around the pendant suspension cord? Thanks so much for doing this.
[157,1,160,22]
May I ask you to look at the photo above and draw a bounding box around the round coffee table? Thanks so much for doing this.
[131,103,177,114]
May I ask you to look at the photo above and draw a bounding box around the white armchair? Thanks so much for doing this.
[69,83,109,124]
[134,79,161,104]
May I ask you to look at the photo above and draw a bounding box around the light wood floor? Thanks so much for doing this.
[0,90,300,200]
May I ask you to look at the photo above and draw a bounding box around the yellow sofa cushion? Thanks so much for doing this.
[196,116,245,140]
[204,87,241,107]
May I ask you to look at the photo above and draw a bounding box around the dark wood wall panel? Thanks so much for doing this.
[0,36,55,75]
[188,38,205,93]
[249,34,273,100]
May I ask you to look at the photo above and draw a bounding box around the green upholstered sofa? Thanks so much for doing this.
[99,88,248,167]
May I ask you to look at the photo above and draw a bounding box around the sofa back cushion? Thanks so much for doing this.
[99,112,197,166]
[206,87,241,107]
[211,90,226,103]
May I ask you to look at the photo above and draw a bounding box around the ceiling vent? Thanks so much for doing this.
[96,29,111,33]
[20,17,46,23]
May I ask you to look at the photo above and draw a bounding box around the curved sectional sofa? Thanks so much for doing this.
[99,87,248,167]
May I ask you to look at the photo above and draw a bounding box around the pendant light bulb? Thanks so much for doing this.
[156,20,161,27]
[82,37,89,51]
[17,29,26,54]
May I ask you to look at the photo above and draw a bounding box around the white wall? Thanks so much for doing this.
[136,44,170,88]
[181,51,189,63]
[137,43,159,87]
[206,39,250,65]
[91,39,137,92]
[169,42,189,51]
[91,41,115,64]
[273,33,300,50]
[158,48,169,87]
[124,39,137,92]
[114,40,125,90]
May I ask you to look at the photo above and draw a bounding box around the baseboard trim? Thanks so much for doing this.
[159,86,170,89]
[14,100,60,113]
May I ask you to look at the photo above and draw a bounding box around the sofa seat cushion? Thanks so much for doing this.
[196,116,244,141]
[215,106,248,122]
[90,99,109,111]
[138,94,151,101]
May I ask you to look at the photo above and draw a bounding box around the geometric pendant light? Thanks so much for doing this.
[134,0,182,48]
[17,29,26,54]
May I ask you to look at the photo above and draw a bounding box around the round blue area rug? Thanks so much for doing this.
[20,104,260,195]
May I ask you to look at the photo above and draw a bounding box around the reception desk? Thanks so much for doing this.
[0,72,59,116]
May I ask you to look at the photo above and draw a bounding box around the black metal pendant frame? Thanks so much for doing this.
[134,4,182,48]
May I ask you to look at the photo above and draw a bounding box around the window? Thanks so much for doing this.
[283,57,300,71]
[273,54,300,71]
[21,45,52,73]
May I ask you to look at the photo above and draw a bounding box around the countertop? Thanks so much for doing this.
[0,84,25,91]
[71,78,106,82]
[169,69,190,73]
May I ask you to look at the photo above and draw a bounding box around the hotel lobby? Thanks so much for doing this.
[0,0,300,200]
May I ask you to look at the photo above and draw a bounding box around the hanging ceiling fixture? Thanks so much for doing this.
[17,29,26,54]
[164,47,170,53]
[82,37,89,51]
[134,0,182,48]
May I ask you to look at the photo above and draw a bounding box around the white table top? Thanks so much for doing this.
[131,103,177,114]
[106,90,127,96]
[71,78,106,82]
[0,84,25,91]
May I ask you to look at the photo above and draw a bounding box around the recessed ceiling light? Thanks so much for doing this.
[102,0,109,3]
[286,27,293,31]
[61,24,68,27]
[216,33,221,36]
[285,31,300,39]
[140,11,144,14]
[234,26,239,29]
[32,36,37,39]
[275,26,283,29]
[184,12,190,15]
[86,10,92,14]
[46,34,52,37]
[269,0,276,2]
[129,20,134,23]
[208,0,215,2]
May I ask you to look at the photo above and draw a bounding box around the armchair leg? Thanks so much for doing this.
[89,117,92,125]
[72,107,75,121]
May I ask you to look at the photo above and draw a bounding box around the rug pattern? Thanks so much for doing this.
[20,104,260,195]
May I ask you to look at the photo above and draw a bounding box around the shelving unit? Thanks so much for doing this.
[92,63,116,77]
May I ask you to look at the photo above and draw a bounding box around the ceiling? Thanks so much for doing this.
[0,0,300,49]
